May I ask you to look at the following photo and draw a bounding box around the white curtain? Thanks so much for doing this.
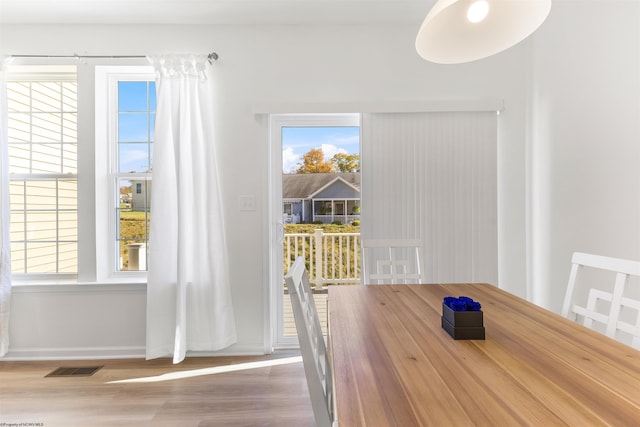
[361,111,498,284]
[146,54,237,363]
[0,56,12,357]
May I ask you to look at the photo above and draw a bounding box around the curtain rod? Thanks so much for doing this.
[10,52,219,63]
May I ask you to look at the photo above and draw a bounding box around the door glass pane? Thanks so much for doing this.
[281,125,361,338]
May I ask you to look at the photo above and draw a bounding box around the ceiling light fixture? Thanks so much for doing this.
[467,0,489,23]
[415,0,552,64]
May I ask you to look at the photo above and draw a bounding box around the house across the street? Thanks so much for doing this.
[282,172,360,224]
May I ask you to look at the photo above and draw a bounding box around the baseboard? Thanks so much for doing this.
[1,346,147,361]
[1,344,267,361]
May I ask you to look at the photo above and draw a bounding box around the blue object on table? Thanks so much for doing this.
[442,295,485,340]
[443,296,482,311]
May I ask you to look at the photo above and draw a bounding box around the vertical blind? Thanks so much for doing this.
[361,111,498,284]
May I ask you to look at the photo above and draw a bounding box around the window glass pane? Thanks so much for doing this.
[24,181,57,209]
[7,112,30,143]
[11,246,25,274]
[118,81,149,111]
[26,242,58,273]
[62,83,77,112]
[62,142,78,174]
[116,79,153,272]
[117,178,150,271]
[32,113,63,142]
[9,179,78,274]
[7,71,78,275]
[26,211,58,241]
[119,143,150,173]
[150,112,156,142]
[10,221,25,243]
[58,180,78,209]
[63,112,77,143]
[59,211,78,240]
[119,179,132,209]
[9,181,25,210]
[31,143,63,173]
[8,143,30,173]
[7,82,30,112]
[118,113,150,143]
[149,83,157,110]
[58,242,78,273]
[116,176,150,269]
[31,82,63,112]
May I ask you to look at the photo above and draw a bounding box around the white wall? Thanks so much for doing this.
[529,1,640,312]
[1,20,536,358]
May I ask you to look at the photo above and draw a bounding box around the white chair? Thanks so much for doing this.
[285,257,336,427]
[562,252,640,349]
[360,238,425,284]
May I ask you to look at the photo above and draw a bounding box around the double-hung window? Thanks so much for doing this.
[7,63,155,283]
[7,66,78,278]
[96,66,155,278]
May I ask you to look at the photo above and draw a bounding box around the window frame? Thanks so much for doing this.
[6,65,79,280]
[7,61,154,286]
[95,65,155,282]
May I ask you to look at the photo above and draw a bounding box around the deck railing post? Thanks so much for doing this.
[314,229,324,290]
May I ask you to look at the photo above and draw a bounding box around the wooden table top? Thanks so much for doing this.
[328,283,640,426]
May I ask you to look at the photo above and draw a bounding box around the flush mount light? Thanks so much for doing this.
[416,0,552,64]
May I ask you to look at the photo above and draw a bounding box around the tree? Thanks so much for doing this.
[331,153,360,172]
[296,148,334,173]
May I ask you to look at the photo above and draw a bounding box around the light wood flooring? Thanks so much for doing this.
[0,351,315,426]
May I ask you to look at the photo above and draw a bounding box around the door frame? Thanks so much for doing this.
[268,113,360,349]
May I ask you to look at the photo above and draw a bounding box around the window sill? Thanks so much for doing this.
[10,279,147,293]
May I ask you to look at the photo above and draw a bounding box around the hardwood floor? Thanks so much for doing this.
[0,351,315,426]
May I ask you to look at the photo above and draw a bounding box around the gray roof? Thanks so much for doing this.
[282,173,360,199]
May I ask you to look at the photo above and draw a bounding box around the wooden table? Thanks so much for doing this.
[328,284,640,426]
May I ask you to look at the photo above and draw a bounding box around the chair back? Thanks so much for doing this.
[562,252,640,349]
[285,257,334,427]
[361,238,425,284]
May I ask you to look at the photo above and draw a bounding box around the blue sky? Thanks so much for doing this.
[118,83,360,174]
[282,126,360,173]
[118,81,156,173]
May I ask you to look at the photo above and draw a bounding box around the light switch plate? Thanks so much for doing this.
[239,195,257,211]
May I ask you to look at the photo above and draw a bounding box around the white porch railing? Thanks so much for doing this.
[284,229,361,289]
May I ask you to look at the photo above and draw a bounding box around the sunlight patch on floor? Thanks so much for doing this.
[107,356,302,384]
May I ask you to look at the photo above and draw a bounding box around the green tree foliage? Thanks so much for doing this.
[296,148,334,173]
[331,152,360,172]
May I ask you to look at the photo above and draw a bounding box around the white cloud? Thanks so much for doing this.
[282,146,300,173]
[281,143,350,174]
[320,144,347,161]
[120,149,150,172]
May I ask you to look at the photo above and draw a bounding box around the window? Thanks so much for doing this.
[6,63,155,283]
[115,79,155,272]
[7,66,78,276]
